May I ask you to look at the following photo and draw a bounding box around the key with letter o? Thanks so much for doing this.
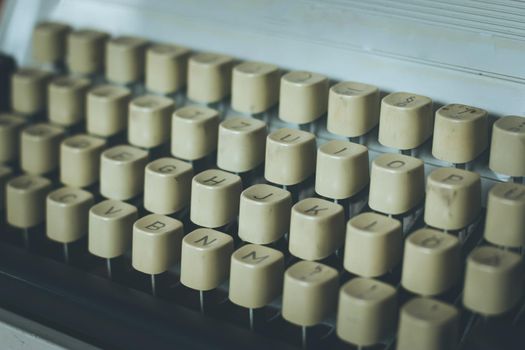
[0,113,26,164]
[32,22,70,64]
[48,76,90,126]
[105,36,148,85]
[11,68,51,115]
[86,85,131,137]
[128,95,174,148]
[187,52,234,103]
[489,115,525,177]
[60,134,106,188]
[66,29,108,75]
[21,123,65,175]
[7,175,51,228]
[146,43,190,94]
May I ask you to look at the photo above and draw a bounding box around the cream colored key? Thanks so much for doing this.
[7,175,51,228]
[146,43,190,94]
[401,228,461,296]
[231,61,280,114]
[190,169,242,228]
[484,183,525,248]
[396,298,459,350]
[86,85,131,137]
[11,68,51,115]
[0,166,13,211]
[368,153,425,215]
[229,244,284,308]
[105,36,148,85]
[144,157,193,214]
[32,22,70,64]
[67,29,109,75]
[21,123,65,175]
[217,117,267,173]
[489,116,525,177]
[432,104,488,164]
[337,278,397,347]
[171,106,219,160]
[424,167,481,230]
[264,128,316,186]
[0,113,26,163]
[463,246,524,316]
[327,81,379,137]
[46,187,94,243]
[289,198,345,260]
[315,140,369,199]
[60,134,106,188]
[238,184,292,244]
[187,53,234,103]
[48,76,90,126]
[279,71,328,124]
[344,212,402,277]
[132,214,184,275]
[100,145,148,200]
[180,228,234,291]
[282,261,338,326]
[89,199,138,258]
[378,92,433,150]
[128,95,174,148]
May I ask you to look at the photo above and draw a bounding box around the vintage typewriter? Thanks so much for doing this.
[0,1,524,349]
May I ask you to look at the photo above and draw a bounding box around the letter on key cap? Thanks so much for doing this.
[128,95,174,148]
[48,76,90,126]
[11,68,51,115]
[60,134,106,188]
[289,198,345,260]
[489,116,525,177]
[21,123,65,175]
[424,168,481,230]
[144,158,193,215]
[105,36,148,85]
[337,278,397,347]
[282,261,338,326]
[229,244,284,309]
[46,187,94,244]
[146,43,190,94]
[32,22,70,64]
[0,113,26,163]
[180,228,234,291]
[187,53,234,103]
[87,85,131,137]
[217,117,267,173]
[190,169,242,228]
[344,212,403,277]
[265,128,316,186]
[89,200,138,259]
[100,145,148,200]
[369,154,425,215]
[7,175,51,228]
[132,214,184,275]
[67,29,108,75]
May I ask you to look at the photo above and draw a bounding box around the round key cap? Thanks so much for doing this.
[46,187,94,243]
[89,199,138,259]
[344,212,403,277]
[60,134,106,188]
[146,43,190,94]
[238,184,292,244]
[289,198,345,260]
[11,68,51,115]
[190,169,242,228]
[401,228,461,296]
[396,298,459,350]
[67,29,109,75]
[489,116,525,177]
[327,81,379,137]
[132,214,184,275]
[279,71,328,124]
[217,117,267,173]
[128,95,174,148]
[337,278,397,347]
[21,123,65,175]
[463,246,524,316]
[0,113,26,163]
[100,145,148,200]
[48,76,90,126]
[105,36,148,85]
[432,104,488,164]
[180,228,234,291]
[187,52,234,103]
[0,166,13,211]
[7,175,51,228]
[86,85,131,137]
[144,157,193,214]
[264,128,316,186]
[378,92,433,150]
[484,183,525,248]
[315,140,369,200]
[171,106,219,161]
[231,61,280,114]
[368,153,425,215]
[229,244,284,309]
[424,168,481,230]
[32,22,70,64]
